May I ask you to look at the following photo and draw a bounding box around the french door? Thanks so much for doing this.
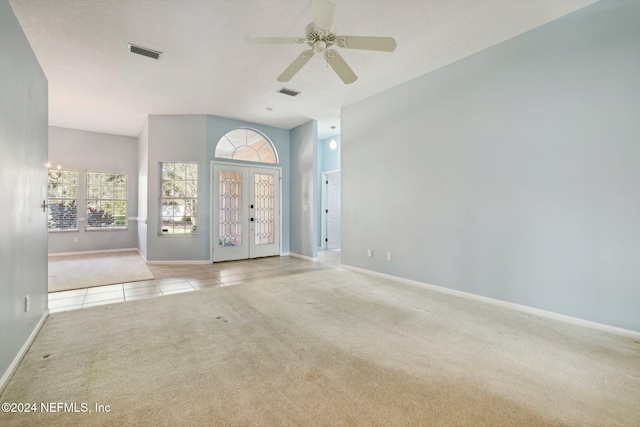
[211,162,281,262]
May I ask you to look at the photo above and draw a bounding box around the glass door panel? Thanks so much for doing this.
[212,164,249,262]
[212,163,280,262]
[253,173,275,245]
[249,168,280,258]
[219,171,243,247]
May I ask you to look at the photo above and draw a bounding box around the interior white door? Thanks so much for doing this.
[326,172,341,249]
[212,163,280,262]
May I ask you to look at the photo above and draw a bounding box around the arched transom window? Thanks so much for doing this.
[215,129,277,164]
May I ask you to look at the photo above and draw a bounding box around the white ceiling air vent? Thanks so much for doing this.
[278,88,300,97]
[128,43,163,60]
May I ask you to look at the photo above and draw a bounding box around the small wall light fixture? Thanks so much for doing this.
[47,162,62,180]
[329,126,337,150]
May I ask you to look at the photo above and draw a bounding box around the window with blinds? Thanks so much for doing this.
[160,162,197,235]
[48,169,79,231]
[86,171,128,229]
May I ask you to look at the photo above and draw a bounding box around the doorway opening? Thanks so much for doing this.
[321,170,341,250]
[211,161,281,262]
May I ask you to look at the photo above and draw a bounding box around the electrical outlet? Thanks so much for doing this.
[367,249,373,258]
[387,252,392,261]
[25,295,30,312]
[73,237,79,243]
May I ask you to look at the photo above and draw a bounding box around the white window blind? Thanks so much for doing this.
[86,171,128,229]
[160,162,197,235]
[48,169,79,231]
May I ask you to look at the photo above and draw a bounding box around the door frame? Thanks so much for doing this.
[210,160,282,263]
[321,169,340,250]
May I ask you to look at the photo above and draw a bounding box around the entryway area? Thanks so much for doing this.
[211,162,281,262]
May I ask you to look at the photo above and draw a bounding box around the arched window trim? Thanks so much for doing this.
[214,128,279,164]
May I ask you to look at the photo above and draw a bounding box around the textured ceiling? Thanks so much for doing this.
[9,0,597,139]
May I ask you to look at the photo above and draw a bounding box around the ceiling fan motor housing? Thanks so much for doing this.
[305,23,335,52]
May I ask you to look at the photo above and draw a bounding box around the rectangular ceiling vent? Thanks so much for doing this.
[128,43,162,60]
[278,88,300,97]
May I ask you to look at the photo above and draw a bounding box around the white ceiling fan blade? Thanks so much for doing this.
[334,36,397,52]
[246,37,304,45]
[278,50,315,82]
[312,0,335,30]
[324,50,357,84]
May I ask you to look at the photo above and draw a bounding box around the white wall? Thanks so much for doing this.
[137,119,149,260]
[341,0,640,332]
[0,0,48,386]
[48,126,139,254]
[290,120,318,258]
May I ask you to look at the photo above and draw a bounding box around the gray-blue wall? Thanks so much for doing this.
[48,126,139,254]
[341,0,640,332]
[290,120,318,258]
[0,0,48,386]
[146,115,208,262]
[319,135,340,174]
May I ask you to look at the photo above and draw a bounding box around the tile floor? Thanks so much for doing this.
[48,250,340,313]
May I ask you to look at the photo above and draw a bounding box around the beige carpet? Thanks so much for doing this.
[2,268,639,426]
[48,251,154,293]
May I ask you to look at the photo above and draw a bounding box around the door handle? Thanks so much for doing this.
[250,218,254,222]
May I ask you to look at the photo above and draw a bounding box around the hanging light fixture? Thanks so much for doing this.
[47,162,62,181]
[329,126,337,150]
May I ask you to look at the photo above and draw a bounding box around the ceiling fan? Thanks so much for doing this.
[246,0,397,84]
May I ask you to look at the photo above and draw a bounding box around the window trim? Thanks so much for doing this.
[159,162,198,236]
[214,128,279,164]
[48,168,79,232]
[85,170,128,231]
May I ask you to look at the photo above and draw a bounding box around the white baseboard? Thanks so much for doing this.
[48,248,139,257]
[0,309,49,395]
[341,265,640,340]
[280,252,290,256]
[289,253,318,262]
[146,260,210,265]
[137,248,147,263]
